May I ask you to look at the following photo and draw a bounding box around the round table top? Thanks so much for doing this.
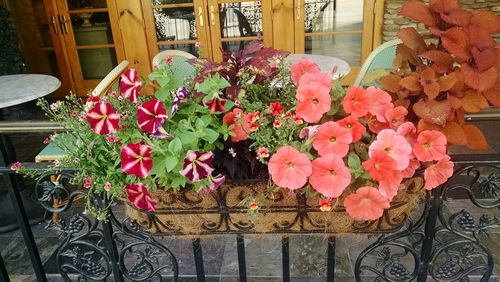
[0,74,61,109]
[286,54,351,80]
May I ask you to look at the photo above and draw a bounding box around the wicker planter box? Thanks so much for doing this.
[125,177,426,235]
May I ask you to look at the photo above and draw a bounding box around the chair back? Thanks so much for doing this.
[353,39,401,87]
[92,60,130,97]
[152,50,196,78]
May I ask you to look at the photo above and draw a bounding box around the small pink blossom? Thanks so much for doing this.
[10,161,21,171]
[165,56,173,64]
[257,147,269,159]
[273,119,282,128]
[83,177,93,189]
[104,182,112,192]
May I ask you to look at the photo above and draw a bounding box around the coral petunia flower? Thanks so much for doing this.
[180,150,214,182]
[223,109,250,142]
[137,99,168,133]
[337,115,366,142]
[299,72,332,90]
[378,172,403,201]
[344,186,391,221]
[369,129,412,170]
[120,68,142,103]
[362,151,398,181]
[295,83,331,123]
[365,87,394,122]
[309,155,351,198]
[312,121,353,157]
[268,102,284,116]
[385,106,408,129]
[364,113,390,134]
[125,183,157,212]
[268,146,312,190]
[205,95,227,113]
[424,156,454,190]
[86,102,121,135]
[121,143,153,178]
[401,158,421,178]
[413,130,447,162]
[397,121,418,147]
[290,58,320,85]
[342,87,372,117]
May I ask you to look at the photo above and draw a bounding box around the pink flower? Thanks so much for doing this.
[369,129,412,170]
[257,147,269,159]
[104,182,112,192]
[413,130,447,162]
[120,143,153,178]
[424,156,454,190]
[180,150,214,182]
[292,115,303,125]
[268,146,312,190]
[365,87,394,122]
[120,68,142,103]
[125,183,157,212]
[223,109,250,142]
[106,134,120,143]
[401,158,421,178]
[71,111,78,117]
[295,83,331,123]
[83,177,93,189]
[397,122,418,147]
[43,137,50,144]
[309,155,351,198]
[342,87,372,117]
[205,174,225,192]
[205,95,227,113]
[337,115,366,142]
[165,56,173,64]
[344,186,391,221]
[385,106,408,128]
[273,119,282,128]
[299,125,320,140]
[137,99,168,133]
[86,102,121,135]
[268,102,284,116]
[10,161,21,171]
[298,72,332,90]
[362,151,398,181]
[319,199,332,212]
[365,114,390,134]
[249,201,259,211]
[290,58,320,85]
[312,121,352,157]
[378,172,403,201]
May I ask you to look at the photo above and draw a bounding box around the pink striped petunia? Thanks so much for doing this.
[125,183,157,211]
[120,68,142,103]
[86,102,120,135]
[180,150,214,182]
[137,99,168,133]
[120,143,153,178]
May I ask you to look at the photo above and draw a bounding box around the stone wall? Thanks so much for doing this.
[382,0,500,43]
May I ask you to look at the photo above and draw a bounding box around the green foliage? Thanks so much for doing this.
[0,7,25,75]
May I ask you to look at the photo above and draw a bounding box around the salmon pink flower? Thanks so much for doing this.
[312,121,352,157]
[292,115,303,125]
[385,106,408,128]
[205,95,227,113]
[268,102,284,116]
[365,114,390,134]
[246,111,261,123]
[86,102,121,135]
[319,199,332,212]
[180,150,214,182]
[273,119,282,128]
[342,87,372,117]
[137,99,168,133]
[362,151,398,181]
[299,72,332,90]
[378,172,403,201]
[369,129,412,170]
[223,109,250,142]
[257,147,270,159]
[125,183,157,212]
[295,83,331,123]
[120,143,153,178]
[365,87,394,122]
[337,115,366,142]
[424,156,454,190]
[309,155,351,198]
[268,146,312,190]
[249,122,259,132]
[397,122,418,147]
[249,201,259,211]
[344,186,390,221]
[402,158,421,178]
[120,68,142,103]
[290,58,320,85]
[299,125,320,140]
[413,130,447,162]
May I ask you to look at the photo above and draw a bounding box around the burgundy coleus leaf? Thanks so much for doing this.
[205,95,227,113]
[137,99,168,133]
[121,143,153,178]
[86,102,120,135]
[180,150,214,182]
[120,68,142,103]
[413,99,451,127]
[125,183,157,212]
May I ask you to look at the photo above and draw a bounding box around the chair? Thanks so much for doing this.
[152,50,196,78]
[353,39,401,87]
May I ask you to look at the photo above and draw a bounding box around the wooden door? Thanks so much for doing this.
[293,0,377,84]
[142,0,212,61]
[206,0,273,61]
[54,0,125,95]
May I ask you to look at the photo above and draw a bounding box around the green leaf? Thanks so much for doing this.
[150,155,167,176]
[202,128,219,143]
[154,86,172,101]
[195,73,230,95]
[168,138,183,153]
[165,154,178,172]
[348,153,361,169]
[178,131,196,145]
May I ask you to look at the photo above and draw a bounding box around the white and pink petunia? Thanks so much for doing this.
[180,150,214,182]
[137,99,168,133]
[120,143,153,178]
[86,102,120,135]
[125,183,157,211]
[120,68,142,103]
[206,174,226,191]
